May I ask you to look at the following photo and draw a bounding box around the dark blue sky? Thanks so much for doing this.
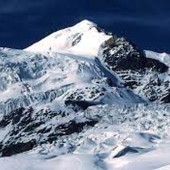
[0,0,170,53]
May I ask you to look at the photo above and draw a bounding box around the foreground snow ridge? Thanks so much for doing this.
[0,20,170,170]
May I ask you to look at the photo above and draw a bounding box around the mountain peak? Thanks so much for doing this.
[74,19,97,29]
[25,20,111,56]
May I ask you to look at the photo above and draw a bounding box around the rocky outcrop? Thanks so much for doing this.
[0,106,98,156]
[99,36,170,102]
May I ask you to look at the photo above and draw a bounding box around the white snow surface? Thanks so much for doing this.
[145,50,170,67]
[0,20,170,170]
[25,20,111,57]
[0,145,170,170]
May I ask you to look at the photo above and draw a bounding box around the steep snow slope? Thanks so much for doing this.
[0,47,143,115]
[25,20,111,56]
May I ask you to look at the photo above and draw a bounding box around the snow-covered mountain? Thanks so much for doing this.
[0,20,170,170]
[25,19,170,103]
[25,20,112,56]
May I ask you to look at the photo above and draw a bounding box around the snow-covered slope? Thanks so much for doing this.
[0,47,143,115]
[0,20,170,170]
[145,50,170,67]
[25,20,111,57]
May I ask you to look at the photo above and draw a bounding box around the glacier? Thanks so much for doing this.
[0,20,169,170]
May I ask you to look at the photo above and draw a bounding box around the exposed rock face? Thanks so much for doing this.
[0,106,98,156]
[99,37,170,102]
[100,37,168,73]
[101,37,146,71]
